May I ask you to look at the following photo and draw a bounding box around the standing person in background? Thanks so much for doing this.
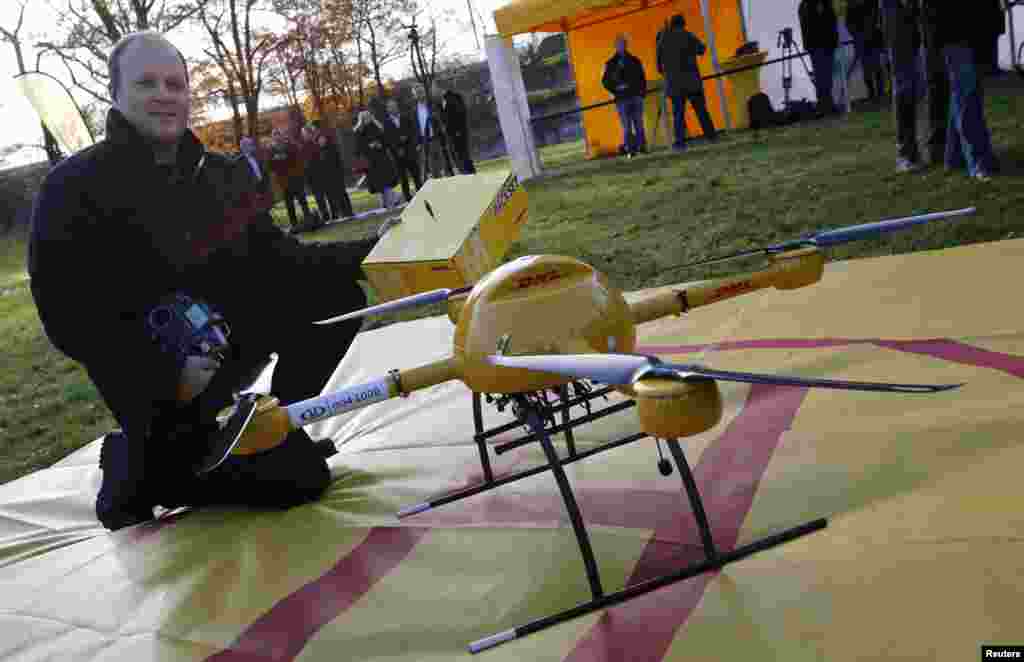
[383,97,422,201]
[921,0,1000,180]
[601,34,648,158]
[975,0,1007,76]
[239,135,273,210]
[354,110,401,209]
[413,84,454,179]
[656,14,717,152]
[302,125,330,225]
[434,81,476,174]
[880,0,949,172]
[306,127,352,222]
[798,0,840,115]
[323,129,355,219]
[269,127,317,231]
[846,0,886,100]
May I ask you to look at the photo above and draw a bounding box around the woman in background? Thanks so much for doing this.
[354,110,400,210]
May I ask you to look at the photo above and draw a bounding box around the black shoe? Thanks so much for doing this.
[96,431,156,531]
[313,439,338,459]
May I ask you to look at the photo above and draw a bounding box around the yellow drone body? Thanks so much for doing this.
[452,255,636,394]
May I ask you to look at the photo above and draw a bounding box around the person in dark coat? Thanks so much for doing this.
[27,31,389,531]
[880,0,949,171]
[354,110,401,208]
[307,128,355,221]
[434,82,476,174]
[846,0,886,99]
[656,14,717,151]
[974,0,1006,75]
[920,0,1000,179]
[301,125,332,224]
[382,98,422,201]
[268,127,318,230]
[602,34,648,157]
[412,84,455,179]
[798,0,840,115]
[239,135,274,210]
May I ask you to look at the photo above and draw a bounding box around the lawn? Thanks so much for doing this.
[2,86,1023,486]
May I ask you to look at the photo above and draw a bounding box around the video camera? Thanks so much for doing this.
[147,292,232,367]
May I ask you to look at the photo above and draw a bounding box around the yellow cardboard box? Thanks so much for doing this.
[362,170,528,302]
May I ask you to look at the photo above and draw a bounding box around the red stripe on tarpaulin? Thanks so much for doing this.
[205,527,429,661]
[870,339,1024,379]
[198,386,805,661]
[637,337,1024,380]
[563,384,810,662]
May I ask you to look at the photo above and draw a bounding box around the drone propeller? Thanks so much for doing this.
[668,207,977,272]
[486,353,963,394]
[315,285,474,325]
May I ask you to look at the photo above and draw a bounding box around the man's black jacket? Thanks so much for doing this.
[383,110,419,158]
[28,109,376,441]
[602,51,647,99]
[440,90,470,140]
[799,0,840,51]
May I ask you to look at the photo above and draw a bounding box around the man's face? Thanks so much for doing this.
[113,36,190,145]
[240,137,255,155]
[413,86,425,102]
[386,100,399,115]
[615,37,627,54]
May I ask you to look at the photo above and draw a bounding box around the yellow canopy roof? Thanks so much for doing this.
[493,0,669,36]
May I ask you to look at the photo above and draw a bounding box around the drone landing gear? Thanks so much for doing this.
[396,382,644,517]
[467,399,828,654]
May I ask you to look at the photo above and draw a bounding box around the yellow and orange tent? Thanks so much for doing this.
[492,0,764,157]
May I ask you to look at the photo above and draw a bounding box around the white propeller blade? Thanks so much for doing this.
[643,363,963,393]
[315,286,472,325]
[486,353,658,385]
[485,354,963,394]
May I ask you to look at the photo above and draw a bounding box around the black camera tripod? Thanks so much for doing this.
[777,27,815,110]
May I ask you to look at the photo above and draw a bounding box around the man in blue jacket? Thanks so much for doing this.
[28,31,389,530]
[602,34,648,158]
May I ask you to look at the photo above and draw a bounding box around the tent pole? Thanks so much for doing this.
[699,0,733,130]
[737,0,749,43]
[562,28,592,157]
[1009,1,1019,68]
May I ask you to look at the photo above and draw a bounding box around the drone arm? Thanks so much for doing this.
[393,357,460,394]
[630,248,825,325]
[285,357,458,426]
[229,358,458,455]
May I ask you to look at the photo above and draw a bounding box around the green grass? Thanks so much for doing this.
[2,87,1023,486]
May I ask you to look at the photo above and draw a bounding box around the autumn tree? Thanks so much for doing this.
[196,0,280,140]
[349,0,417,94]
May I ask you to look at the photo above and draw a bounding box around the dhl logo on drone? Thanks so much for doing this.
[515,269,564,289]
[708,280,755,302]
[493,174,520,215]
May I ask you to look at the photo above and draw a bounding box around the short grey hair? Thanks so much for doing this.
[107,30,189,101]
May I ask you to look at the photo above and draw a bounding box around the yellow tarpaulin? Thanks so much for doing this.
[494,0,749,157]
[3,239,1024,660]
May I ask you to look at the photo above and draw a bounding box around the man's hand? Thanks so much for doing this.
[177,355,222,403]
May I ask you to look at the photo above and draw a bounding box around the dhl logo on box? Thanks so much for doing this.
[362,170,528,303]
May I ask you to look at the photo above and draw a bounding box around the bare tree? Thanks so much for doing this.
[1,1,63,164]
[35,0,207,105]
[350,0,417,93]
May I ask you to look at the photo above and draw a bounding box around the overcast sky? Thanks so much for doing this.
[0,0,511,159]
